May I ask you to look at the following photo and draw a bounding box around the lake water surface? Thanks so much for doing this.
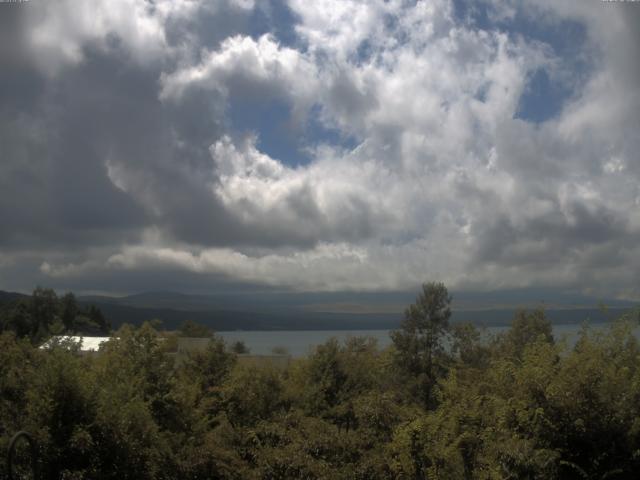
[218,323,623,357]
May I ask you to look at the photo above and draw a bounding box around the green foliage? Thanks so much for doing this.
[0,333,37,437]
[31,287,60,341]
[25,345,98,477]
[1,300,34,339]
[493,308,554,360]
[451,322,490,369]
[222,365,285,427]
[179,335,236,394]
[61,292,79,332]
[1,284,640,479]
[178,319,212,338]
[231,339,250,354]
[0,287,110,343]
[390,282,452,408]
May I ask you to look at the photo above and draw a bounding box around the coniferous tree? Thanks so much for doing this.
[60,292,78,333]
[391,282,452,408]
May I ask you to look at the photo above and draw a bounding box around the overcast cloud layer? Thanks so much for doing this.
[1,0,639,298]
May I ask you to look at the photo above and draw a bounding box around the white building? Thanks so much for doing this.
[39,336,112,354]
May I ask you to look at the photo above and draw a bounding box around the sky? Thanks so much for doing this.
[0,0,639,300]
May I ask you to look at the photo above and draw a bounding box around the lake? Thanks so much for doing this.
[217,323,624,357]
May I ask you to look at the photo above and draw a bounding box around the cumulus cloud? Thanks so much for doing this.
[17,0,258,75]
[23,0,168,75]
[161,33,318,106]
[1,0,639,299]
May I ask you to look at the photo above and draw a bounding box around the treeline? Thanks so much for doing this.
[1,283,640,479]
[0,287,110,343]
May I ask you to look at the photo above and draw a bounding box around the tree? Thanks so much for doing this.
[2,301,33,339]
[299,338,347,414]
[26,344,97,478]
[30,287,59,341]
[230,340,249,354]
[391,282,452,408]
[181,336,236,396]
[87,305,110,333]
[60,292,78,332]
[222,365,284,427]
[493,308,553,360]
[179,320,212,338]
[451,322,490,369]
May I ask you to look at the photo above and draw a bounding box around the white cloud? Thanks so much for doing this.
[22,0,257,75]
[25,1,169,74]
[287,0,400,59]
[209,134,398,243]
[160,33,319,122]
[97,238,466,292]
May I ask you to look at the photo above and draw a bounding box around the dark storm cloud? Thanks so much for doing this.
[0,1,375,256]
[471,201,632,268]
[0,45,247,252]
[0,47,151,250]
[0,251,269,296]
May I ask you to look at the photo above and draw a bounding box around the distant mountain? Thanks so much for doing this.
[83,291,230,312]
[73,289,638,332]
[0,290,29,304]
[451,288,636,311]
[1,289,635,332]
[81,302,400,331]
[79,288,637,314]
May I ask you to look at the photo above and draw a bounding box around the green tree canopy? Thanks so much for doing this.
[390,281,452,408]
[179,319,213,338]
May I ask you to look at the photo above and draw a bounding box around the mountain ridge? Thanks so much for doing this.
[1,289,636,332]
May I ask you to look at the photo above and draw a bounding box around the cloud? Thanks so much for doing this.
[22,0,168,75]
[38,238,463,293]
[1,0,639,300]
[160,33,320,128]
[209,135,395,246]
[17,0,258,76]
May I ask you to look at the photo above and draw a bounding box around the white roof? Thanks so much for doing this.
[40,336,112,352]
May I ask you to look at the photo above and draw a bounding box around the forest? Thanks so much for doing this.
[1,283,640,479]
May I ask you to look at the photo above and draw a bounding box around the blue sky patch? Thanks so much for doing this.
[228,100,358,167]
[228,97,307,166]
[248,0,300,48]
[453,0,591,124]
[515,68,568,123]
